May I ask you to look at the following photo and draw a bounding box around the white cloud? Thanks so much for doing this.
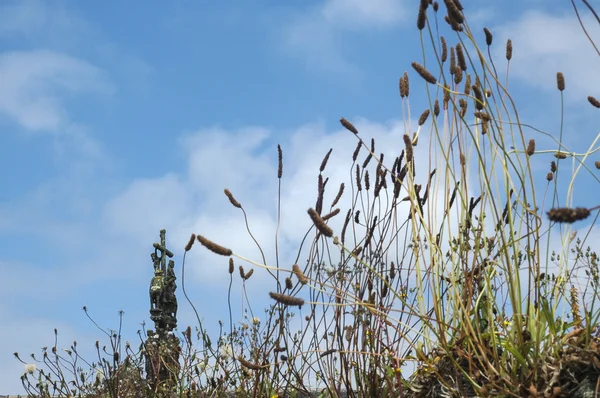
[280,0,409,75]
[0,50,114,131]
[493,10,600,99]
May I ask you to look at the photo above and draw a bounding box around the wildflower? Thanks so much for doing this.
[251,317,261,325]
[220,343,234,361]
[24,364,36,375]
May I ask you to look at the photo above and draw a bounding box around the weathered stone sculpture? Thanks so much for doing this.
[143,229,181,395]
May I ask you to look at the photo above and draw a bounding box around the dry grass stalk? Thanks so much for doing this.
[547,207,591,223]
[308,208,334,237]
[412,62,437,84]
[340,117,359,135]
[292,264,309,285]
[185,233,196,252]
[197,235,233,256]
[224,188,242,208]
[238,357,267,370]
[269,292,305,308]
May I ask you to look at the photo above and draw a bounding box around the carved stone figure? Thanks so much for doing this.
[149,269,164,311]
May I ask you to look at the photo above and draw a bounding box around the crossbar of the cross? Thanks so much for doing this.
[153,229,173,272]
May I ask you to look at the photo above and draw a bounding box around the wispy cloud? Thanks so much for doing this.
[279,0,409,76]
[0,50,114,131]
[494,10,600,99]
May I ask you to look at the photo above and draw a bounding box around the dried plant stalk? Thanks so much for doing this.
[292,264,309,285]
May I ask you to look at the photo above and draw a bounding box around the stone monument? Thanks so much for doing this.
[143,229,181,395]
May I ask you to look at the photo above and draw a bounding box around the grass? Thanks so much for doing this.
[14,1,600,397]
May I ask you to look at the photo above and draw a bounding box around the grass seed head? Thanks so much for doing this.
[418,109,430,125]
[456,43,467,71]
[433,1,439,12]
[320,148,333,172]
[554,151,568,159]
[595,161,600,169]
[185,233,196,252]
[403,134,414,163]
[285,277,293,290]
[412,62,437,84]
[292,264,309,285]
[547,207,591,223]
[308,208,333,237]
[224,189,242,208]
[551,161,557,172]
[556,72,565,91]
[546,172,554,181]
[450,47,456,74]
[269,292,305,308]
[588,96,600,108]
[484,27,493,45]
[322,208,341,221]
[526,139,535,156]
[506,39,513,60]
[340,117,359,134]
[244,269,254,280]
[277,144,283,178]
[197,235,233,256]
[417,0,428,30]
[238,264,244,278]
[441,36,448,62]
[434,99,440,116]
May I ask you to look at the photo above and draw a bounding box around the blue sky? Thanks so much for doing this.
[2,0,600,393]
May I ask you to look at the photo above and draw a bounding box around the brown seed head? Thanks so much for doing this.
[244,269,254,280]
[464,74,471,95]
[285,277,293,290]
[454,65,463,84]
[526,139,535,156]
[556,72,565,91]
[444,0,464,24]
[307,208,333,237]
[418,109,430,125]
[340,118,359,134]
[456,43,467,71]
[434,99,440,116]
[277,144,283,178]
[411,62,437,84]
[197,235,233,256]
[404,72,410,97]
[546,172,554,181]
[403,134,414,163]
[292,264,309,285]
[588,96,600,108]
[506,39,513,60]
[224,189,242,208]
[322,208,341,221]
[331,183,345,207]
[433,1,439,11]
[237,357,265,370]
[441,36,448,62]
[449,46,456,74]
[554,151,568,159]
[417,0,427,30]
[484,27,493,46]
[238,264,244,278]
[547,207,591,224]
[185,233,196,252]
[320,148,333,172]
[551,161,557,172]
[269,292,305,308]
[595,161,600,169]
[474,111,490,121]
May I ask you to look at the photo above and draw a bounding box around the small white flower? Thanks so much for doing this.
[219,343,234,361]
[251,317,261,325]
[96,369,105,381]
[197,361,207,371]
[24,364,36,374]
